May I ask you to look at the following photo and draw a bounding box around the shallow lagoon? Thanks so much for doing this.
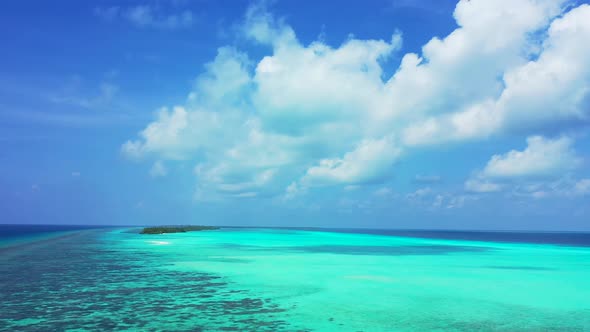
[1,227,590,331]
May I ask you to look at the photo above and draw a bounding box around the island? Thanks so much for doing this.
[140,225,220,234]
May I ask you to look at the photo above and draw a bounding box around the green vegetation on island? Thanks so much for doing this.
[140,225,220,234]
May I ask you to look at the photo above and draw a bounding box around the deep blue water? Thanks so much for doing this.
[232,227,590,247]
[0,224,101,237]
[2,225,590,248]
[322,228,590,247]
[0,224,105,248]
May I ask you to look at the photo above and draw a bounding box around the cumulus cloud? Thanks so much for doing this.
[482,136,580,178]
[123,0,590,200]
[402,3,590,145]
[466,136,586,197]
[123,6,404,198]
[300,136,401,187]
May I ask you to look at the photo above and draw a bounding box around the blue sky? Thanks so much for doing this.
[1,0,590,230]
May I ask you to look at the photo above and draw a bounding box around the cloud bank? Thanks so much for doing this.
[123,0,590,202]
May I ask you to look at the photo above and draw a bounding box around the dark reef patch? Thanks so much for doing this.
[0,230,298,331]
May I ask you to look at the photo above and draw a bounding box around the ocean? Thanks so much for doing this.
[1,225,589,331]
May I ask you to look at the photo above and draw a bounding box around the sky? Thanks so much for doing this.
[1,0,590,230]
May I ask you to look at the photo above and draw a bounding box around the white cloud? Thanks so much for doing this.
[48,78,119,110]
[464,178,503,193]
[252,34,402,134]
[241,1,297,47]
[394,0,564,121]
[374,187,394,197]
[240,2,403,140]
[123,0,590,200]
[499,4,590,131]
[406,187,432,200]
[574,179,590,195]
[406,188,475,209]
[402,3,590,146]
[123,47,253,161]
[482,136,579,178]
[95,4,193,29]
[510,177,590,199]
[123,11,404,198]
[300,136,401,186]
[150,161,168,178]
[466,136,586,198]
[122,106,190,160]
[445,195,470,209]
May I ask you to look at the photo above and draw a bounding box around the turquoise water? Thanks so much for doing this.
[1,227,590,331]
